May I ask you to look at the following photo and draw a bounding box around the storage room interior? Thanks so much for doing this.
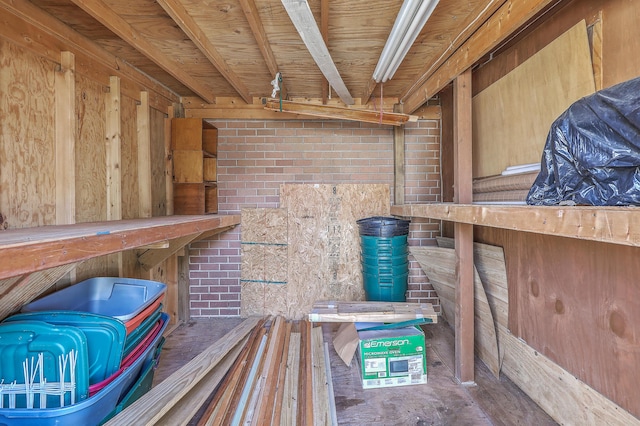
[1,0,639,424]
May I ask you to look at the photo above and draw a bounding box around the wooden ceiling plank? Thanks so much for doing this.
[401,0,507,103]
[68,0,216,103]
[264,99,415,126]
[0,0,179,105]
[238,0,288,100]
[281,0,354,105]
[156,0,253,104]
[402,0,556,113]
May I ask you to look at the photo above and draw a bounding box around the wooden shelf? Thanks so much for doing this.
[0,214,240,280]
[391,203,640,247]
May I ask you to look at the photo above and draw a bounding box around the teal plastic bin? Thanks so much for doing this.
[362,271,409,302]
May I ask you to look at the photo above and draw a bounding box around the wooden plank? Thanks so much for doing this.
[280,0,354,105]
[164,107,174,215]
[156,0,251,103]
[393,104,405,205]
[403,0,557,114]
[252,316,286,425]
[308,301,438,323]
[0,214,240,280]
[311,325,330,426]
[320,0,329,105]
[68,0,215,103]
[390,203,640,247]
[271,321,292,425]
[499,326,640,426]
[105,316,262,426]
[453,69,474,384]
[281,331,301,426]
[155,337,246,426]
[137,91,152,218]
[411,247,501,378]
[0,0,179,105]
[106,75,123,275]
[55,51,76,226]
[265,99,415,126]
[0,264,77,320]
[472,21,595,177]
[588,12,603,92]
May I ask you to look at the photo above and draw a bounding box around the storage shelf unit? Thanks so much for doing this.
[172,118,218,214]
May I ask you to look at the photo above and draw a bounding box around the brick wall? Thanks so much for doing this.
[188,119,441,317]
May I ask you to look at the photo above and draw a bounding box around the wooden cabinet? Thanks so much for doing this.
[171,118,218,214]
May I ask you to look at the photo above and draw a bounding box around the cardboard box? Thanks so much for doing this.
[333,323,427,389]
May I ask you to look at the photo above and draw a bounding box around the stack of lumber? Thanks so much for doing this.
[309,300,438,324]
[105,316,336,425]
[472,169,538,204]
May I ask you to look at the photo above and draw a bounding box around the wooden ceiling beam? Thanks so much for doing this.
[157,0,253,104]
[238,0,288,100]
[68,0,217,103]
[281,0,354,105]
[402,0,557,114]
[320,0,329,105]
[264,99,416,126]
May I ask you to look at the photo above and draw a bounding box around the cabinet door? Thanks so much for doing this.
[171,118,203,150]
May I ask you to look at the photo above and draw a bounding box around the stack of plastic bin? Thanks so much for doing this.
[0,277,168,425]
[357,216,411,302]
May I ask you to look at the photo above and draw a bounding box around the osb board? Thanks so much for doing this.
[0,40,56,229]
[150,107,167,216]
[411,246,501,378]
[280,184,390,320]
[472,21,595,178]
[240,208,289,317]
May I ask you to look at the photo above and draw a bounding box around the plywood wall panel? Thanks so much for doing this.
[0,40,56,229]
[475,226,640,419]
[472,22,595,178]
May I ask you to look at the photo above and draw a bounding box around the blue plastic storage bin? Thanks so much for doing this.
[0,313,168,426]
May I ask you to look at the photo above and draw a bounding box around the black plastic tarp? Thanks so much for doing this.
[527,77,640,206]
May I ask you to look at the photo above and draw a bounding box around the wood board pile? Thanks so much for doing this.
[309,300,438,324]
[106,316,336,426]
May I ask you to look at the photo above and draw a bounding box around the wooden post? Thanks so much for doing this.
[453,68,474,384]
[137,91,152,218]
[393,103,405,205]
[106,75,123,276]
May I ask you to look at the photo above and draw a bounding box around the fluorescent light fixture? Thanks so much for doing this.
[372,0,440,83]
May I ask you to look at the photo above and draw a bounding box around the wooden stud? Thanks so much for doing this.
[320,0,329,105]
[453,69,474,384]
[137,91,152,219]
[270,321,292,425]
[105,75,123,276]
[138,234,201,271]
[588,11,603,92]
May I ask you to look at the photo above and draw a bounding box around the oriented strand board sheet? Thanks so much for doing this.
[411,246,501,378]
[472,172,538,194]
[472,21,595,178]
[241,208,289,317]
[0,40,56,229]
[280,184,390,320]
